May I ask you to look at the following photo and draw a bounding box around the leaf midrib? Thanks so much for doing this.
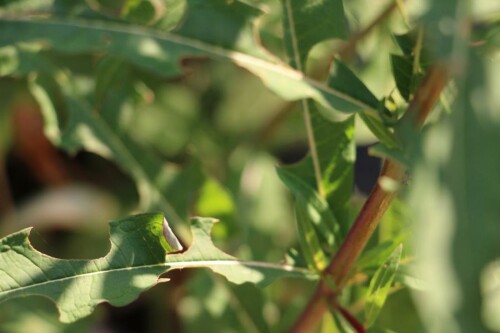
[0,259,314,298]
[0,16,375,113]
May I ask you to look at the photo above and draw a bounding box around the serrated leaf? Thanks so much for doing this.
[0,213,315,323]
[0,1,375,114]
[282,0,348,69]
[364,244,402,328]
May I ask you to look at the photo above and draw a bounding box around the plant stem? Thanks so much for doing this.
[289,64,448,333]
[331,300,366,333]
[302,101,325,197]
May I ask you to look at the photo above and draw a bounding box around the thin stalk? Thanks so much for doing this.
[285,0,325,197]
[302,101,325,197]
[412,27,424,76]
[289,64,449,333]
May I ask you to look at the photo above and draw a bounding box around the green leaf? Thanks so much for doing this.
[277,167,336,271]
[277,104,354,270]
[390,54,414,101]
[195,178,235,218]
[394,269,427,291]
[409,50,500,333]
[359,112,400,149]
[365,244,402,328]
[390,32,430,102]
[422,0,467,59]
[332,310,357,333]
[368,142,408,165]
[28,71,203,226]
[0,46,56,77]
[0,213,315,323]
[355,240,401,271]
[286,107,355,230]
[282,0,348,69]
[328,59,400,148]
[0,3,375,114]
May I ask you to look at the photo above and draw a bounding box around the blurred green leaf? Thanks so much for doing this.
[196,178,235,218]
[356,240,401,271]
[0,213,316,323]
[365,245,402,328]
[422,0,468,59]
[0,2,377,114]
[27,71,205,226]
[409,49,500,333]
[332,310,357,333]
[0,297,97,333]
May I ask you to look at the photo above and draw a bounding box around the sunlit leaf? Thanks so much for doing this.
[0,213,315,323]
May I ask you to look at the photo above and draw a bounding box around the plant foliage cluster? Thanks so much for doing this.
[0,0,499,332]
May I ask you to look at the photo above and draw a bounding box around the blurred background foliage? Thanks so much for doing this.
[0,0,499,332]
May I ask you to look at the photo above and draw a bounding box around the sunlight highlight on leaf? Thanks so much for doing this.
[0,213,316,323]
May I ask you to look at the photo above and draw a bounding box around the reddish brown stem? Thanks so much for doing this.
[331,300,366,333]
[325,160,405,287]
[289,64,448,333]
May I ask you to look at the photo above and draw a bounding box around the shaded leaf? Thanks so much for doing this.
[365,245,402,328]
[0,213,315,323]
[391,54,414,101]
